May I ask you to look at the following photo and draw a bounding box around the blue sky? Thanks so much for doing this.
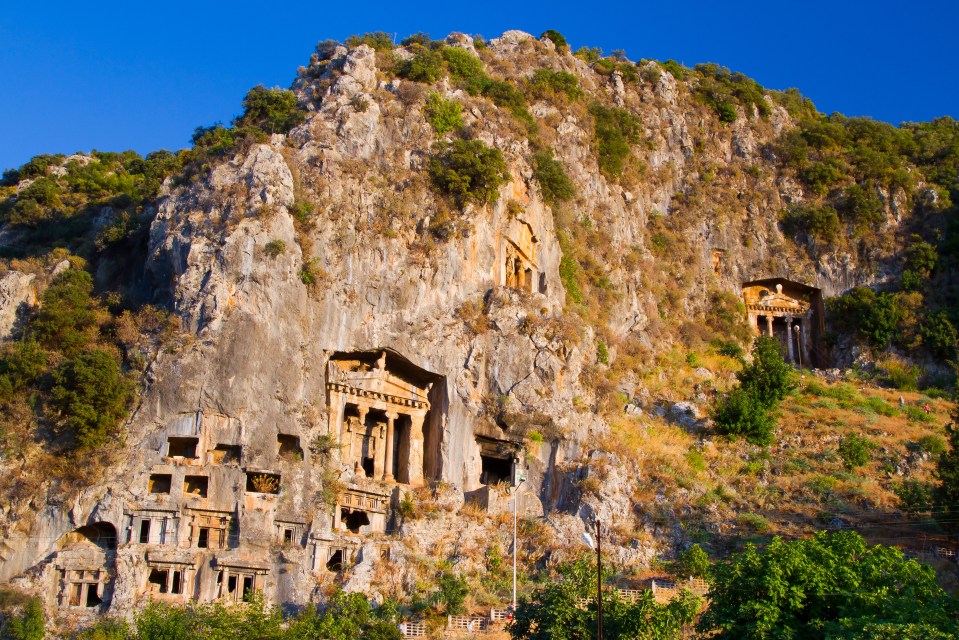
[1,0,957,171]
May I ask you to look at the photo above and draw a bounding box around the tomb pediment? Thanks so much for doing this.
[327,352,432,409]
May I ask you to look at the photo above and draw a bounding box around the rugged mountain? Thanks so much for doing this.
[0,29,956,630]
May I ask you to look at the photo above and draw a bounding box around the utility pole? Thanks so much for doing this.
[512,460,526,614]
[596,519,603,640]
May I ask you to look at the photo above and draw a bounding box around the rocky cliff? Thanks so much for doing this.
[0,29,954,629]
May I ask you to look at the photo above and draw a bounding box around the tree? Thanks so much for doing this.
[49,349,133,449]
[838,433,875,469]
[237,85,305,134]
[533,148,576,207]
[673,544,710,579]
[429,140,509,208]
[699,531,959,639]
[29,269,99,358]
[736,336,796,408]
[933,403,959,539]
[713,337,795,446]
[509,557,699,640]
[3,598,45,640]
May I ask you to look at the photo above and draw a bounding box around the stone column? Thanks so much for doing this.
[327,393,346,467]
[382,412,397,481]
[407,412,426,487]
[748,312,759,335]
[765,315,774,337]
[786,316,795,363]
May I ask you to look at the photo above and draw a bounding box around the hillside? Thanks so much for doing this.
[0,29,957,635]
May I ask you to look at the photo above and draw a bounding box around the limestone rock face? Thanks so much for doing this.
[0,29,906,621]
[0,270,37,339]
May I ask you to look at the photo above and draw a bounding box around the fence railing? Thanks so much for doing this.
[399,621,426,637]
[448,615,489,631]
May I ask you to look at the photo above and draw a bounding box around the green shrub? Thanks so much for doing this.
[589,103,641,178]
[917,434,947,457]
[737,337,797,409]
[838,433,875,469]
[540,30,569,50]
[345,32,394,51]
[798,158,848,196]
[574,47,602,63]
[532,148,576,206]
[559,253,583,305]
[423,93,463,135]
[693,63,770,122]
[659,60,687,80]
[29,270,99,358]
[3,597,45,640]
[236,85,305,134]
[828,287,903,349]
[894,479,932,517]
[878,359,922,391]
[904,405,934,423]
[482,79,535,129]
[433,573,469,615]
[50,349,133,449]
[736,512,771,534]
[529,69,583,101]
[441,47,485,88]
[674,544,710,579]
[861,396,898,417]
[704,291,753,346]
[397,48,444,83]
[780,204,840,243]
[713,337,795,447]
[921,311,958,359]
[264,240,286,257]
[596,340,609,365]
[839,183,884,227]
[428,140,509,207]
[712,386,776,446]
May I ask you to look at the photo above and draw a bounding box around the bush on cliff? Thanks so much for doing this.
[429,139,509,208]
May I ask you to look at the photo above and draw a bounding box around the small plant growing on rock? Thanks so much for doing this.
[423,92,463,135]
[532,148,576,207]
[250,473,279,494]
[264,239,285,257]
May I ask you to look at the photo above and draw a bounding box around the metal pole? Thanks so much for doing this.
[512,483,518,612]
[596,519,603,640]
[795,325,803,369]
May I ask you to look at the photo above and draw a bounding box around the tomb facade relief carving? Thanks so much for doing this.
[500,218,542,293]
[326,351,441,487]
[742,278,828,368]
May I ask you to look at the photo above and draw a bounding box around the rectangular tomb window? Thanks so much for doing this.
[283,529,294,544]
[218,570,260,602]
[480,454,513,486]
[139,520,151,544]
[245,471,280,494]
[171,570,182,595]
[209,444,241,464]
[64,570,103,608]
[148,568,169,594]
[167,437,199,459]
[277,434,303,460]
[192,512,230,549]
[183,475,208,498]
[148,474,172,494]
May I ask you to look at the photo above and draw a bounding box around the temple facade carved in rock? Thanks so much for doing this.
[742,278,828,368]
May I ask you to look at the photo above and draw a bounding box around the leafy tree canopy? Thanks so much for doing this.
[699,531,959,639]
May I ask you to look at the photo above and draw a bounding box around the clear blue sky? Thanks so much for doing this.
[2,0,957,171]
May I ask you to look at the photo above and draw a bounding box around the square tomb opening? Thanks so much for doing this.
[148,474,172,494]
[277,434,303,460]
[167,437,199,459]
[183,475,208,498]
[210,444,241,464]
[245,471,281,494]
